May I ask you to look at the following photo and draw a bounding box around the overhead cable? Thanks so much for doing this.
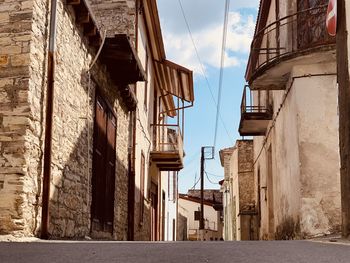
[177,0,233,145]
[213,0,230,149]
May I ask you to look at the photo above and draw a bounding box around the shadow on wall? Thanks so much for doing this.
[46,69,130,239]
[177,213,187,241]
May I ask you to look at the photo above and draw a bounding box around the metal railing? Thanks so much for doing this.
[247,4,335,79]
[153,124,184,158]
[241,85,272,116]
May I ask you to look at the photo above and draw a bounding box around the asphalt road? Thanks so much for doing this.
[0,240,350,263]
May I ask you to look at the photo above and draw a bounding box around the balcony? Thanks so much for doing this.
[150,124,184,171]
[246,4,335,89]
[239,86,272,136]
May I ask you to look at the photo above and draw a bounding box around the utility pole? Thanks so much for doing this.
[199,146,214,240]
[337,0,350,238]
[200,147,205,230]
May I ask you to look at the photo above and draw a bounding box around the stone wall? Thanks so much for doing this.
[88,0,136,41]
[237,140,255,211]
[0,0,37,236]
[0,0,131,239]
[220,147,234,181]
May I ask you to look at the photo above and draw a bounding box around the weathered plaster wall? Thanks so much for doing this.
[133,10,156,241]
[254,75,304,240]
[177,203,188,240]
[294,64,341,237]
[270,84,301,240]
[178,198,221,240]
[229,143,239,240]
[220,147,234,240]
[253,62,340,240]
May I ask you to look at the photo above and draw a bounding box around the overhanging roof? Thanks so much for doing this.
[154,59,194,103]
[101,34,147,85]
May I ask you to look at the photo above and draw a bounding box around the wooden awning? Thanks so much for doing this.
[101,34,147,85]
[155,60,194,103]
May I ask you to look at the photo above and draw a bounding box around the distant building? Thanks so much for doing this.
[178,190,223,241]
[238,0,341,239]
[220,140,258,241]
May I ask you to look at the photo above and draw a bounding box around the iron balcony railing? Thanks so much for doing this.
[153,124,184,158]
[246,4,335,80]
[240,85,272,117]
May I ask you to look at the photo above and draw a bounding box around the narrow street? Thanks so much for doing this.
[1,240,350,263]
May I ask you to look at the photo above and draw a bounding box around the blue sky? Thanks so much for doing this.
[157,0,259,193]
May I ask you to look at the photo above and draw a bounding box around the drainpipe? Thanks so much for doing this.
[127,0,139,240]
[41,0,58,239]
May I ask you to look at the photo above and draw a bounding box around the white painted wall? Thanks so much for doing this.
[229,147,240,240]
[162,171,178,241]
[294,67,341,236]
[135,14,154,234]
[178,197,221,240]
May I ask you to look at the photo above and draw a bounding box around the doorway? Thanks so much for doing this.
[91,94,116,234]
[150,182,158,241]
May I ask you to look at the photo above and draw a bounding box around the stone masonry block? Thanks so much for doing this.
[0,13,10,24]
[0,55,9,66]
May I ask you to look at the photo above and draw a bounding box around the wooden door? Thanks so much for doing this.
[91,94,116,233]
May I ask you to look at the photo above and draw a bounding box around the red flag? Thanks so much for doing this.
[326,0,337,36]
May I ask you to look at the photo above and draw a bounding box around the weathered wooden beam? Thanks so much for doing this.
[103,50,133,60]
[66,0,80,5]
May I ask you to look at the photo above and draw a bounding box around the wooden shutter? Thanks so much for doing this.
[104,112,116,225]
[92,96,108,224]
[91,94,116,232]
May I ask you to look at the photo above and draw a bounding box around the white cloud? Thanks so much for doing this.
[162,12,256,76]
[157,0,259,34]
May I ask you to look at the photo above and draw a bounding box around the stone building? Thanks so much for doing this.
[220,140,258,241]
[238,0,341,239]
[0,0,193,241]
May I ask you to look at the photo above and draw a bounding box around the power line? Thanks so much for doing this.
[205,172,220,185]
[190,174,201,189]
[206,171,223,178]
[213,0,230,149]
[177,0,233,145]
[193,172,197,188]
